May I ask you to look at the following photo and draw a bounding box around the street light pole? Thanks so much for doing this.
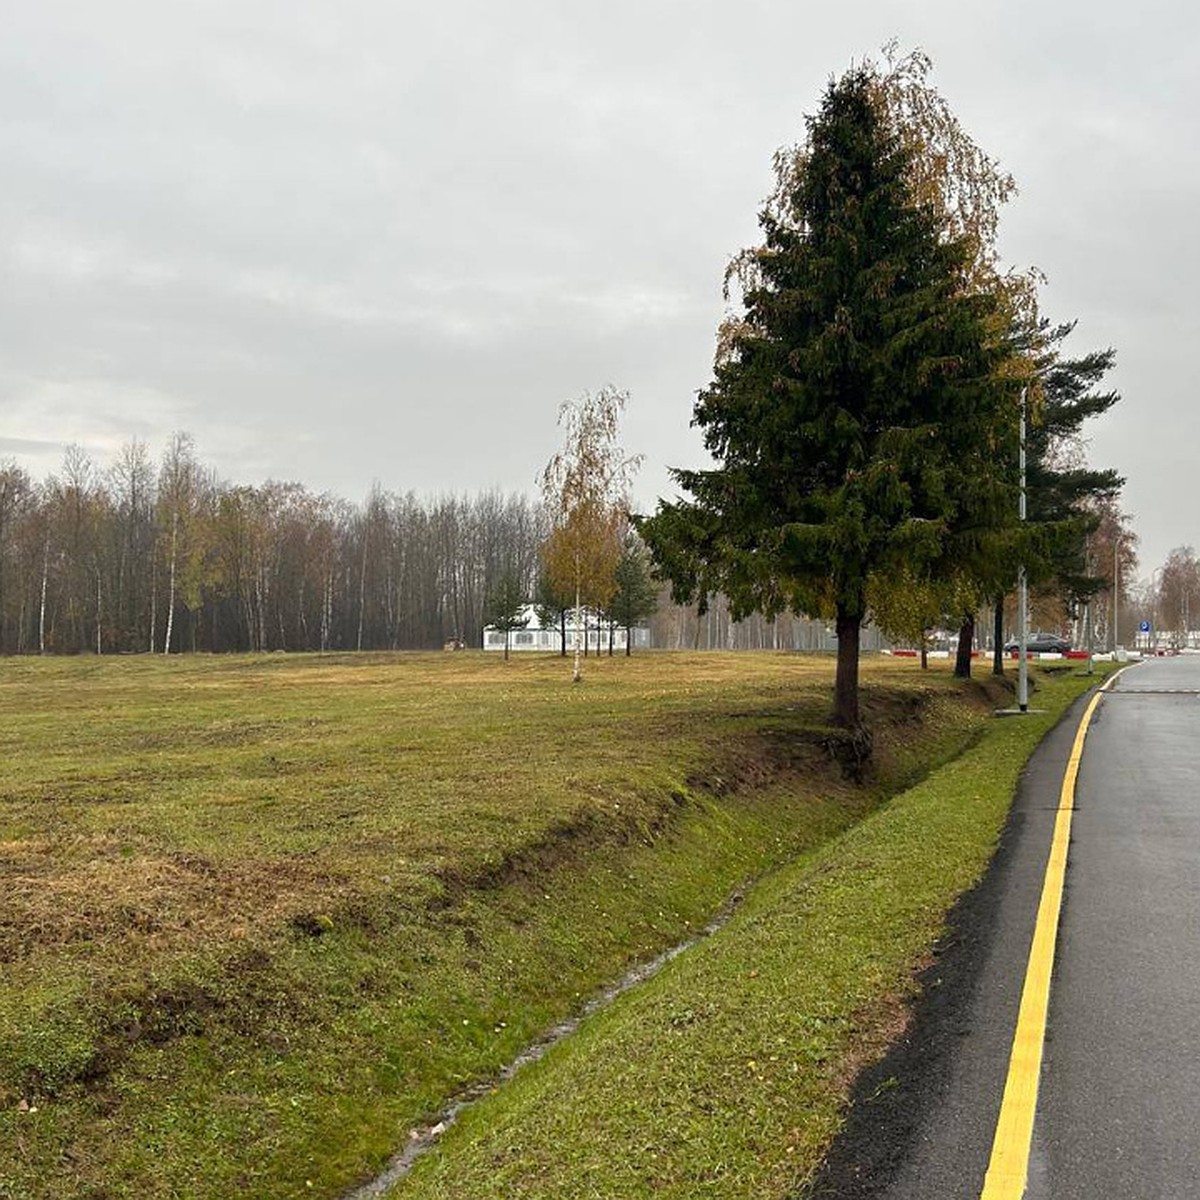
[1112,533,1121,654]
[1017,387,1028,712]
[1085,546,1095,676]
[1086,596,1094,675]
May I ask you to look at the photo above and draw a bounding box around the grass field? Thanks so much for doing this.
[397,663,1101,1198]
[2,650,1033,1198]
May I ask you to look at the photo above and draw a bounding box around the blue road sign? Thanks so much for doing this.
[1139,620,1152,633]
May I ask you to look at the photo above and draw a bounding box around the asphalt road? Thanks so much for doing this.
[808,657,1200,1199]
[1030,656,1200,1198]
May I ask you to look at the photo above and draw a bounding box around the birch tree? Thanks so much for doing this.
[158,432,201,655]
[539,387,640,682]
[109,440,156,652]
[1,439,548,656]
[0,463,33,654]
[1156,547,1200,643]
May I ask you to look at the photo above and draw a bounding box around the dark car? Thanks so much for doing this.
[1004,633,1071,654]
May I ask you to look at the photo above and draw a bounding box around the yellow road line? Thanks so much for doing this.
[979,668,1125,1199]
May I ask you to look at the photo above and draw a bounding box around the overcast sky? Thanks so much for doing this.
[2,0,1196,575]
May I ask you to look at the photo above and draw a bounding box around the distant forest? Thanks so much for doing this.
[0,436,878,657]
[0,436,546,655]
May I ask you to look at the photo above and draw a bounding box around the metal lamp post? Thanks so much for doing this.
[1112,533,1122,654]
[1085,545,1095,676]
[1017,387,1029,712]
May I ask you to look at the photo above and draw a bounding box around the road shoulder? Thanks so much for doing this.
[802,685,1101,1200]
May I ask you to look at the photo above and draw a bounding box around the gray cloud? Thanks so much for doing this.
[2,0,1197,570]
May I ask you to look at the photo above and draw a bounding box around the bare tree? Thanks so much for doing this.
[1,435,550,657]
[158,433,202,655]
[0,462,34,654]
[1156,547,1200,646]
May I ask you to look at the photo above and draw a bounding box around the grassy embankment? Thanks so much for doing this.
[395,662,1102,1199]
[0,651,1077,1198]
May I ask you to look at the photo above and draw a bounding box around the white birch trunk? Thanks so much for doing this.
[149,546,157,653]
[255,561,266,651]
[164,511,177,655]
[298,578,308,647]
[321,571,332,652]
[357,540,367,651]
[38,538,48,655]
[95,567,102,654]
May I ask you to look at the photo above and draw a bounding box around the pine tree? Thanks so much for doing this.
[607,532,658,656]
[640,67,1008,727]
[533,567,573,657]
[987,319,1124,673]
[483,572,528,661]
[1026,322,1123,592]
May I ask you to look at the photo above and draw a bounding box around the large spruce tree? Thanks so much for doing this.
[640,67,1010,727]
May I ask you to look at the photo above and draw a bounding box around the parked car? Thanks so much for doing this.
[1003,633,1072,654]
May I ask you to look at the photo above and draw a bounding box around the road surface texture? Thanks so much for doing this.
[807,657,1200,1200]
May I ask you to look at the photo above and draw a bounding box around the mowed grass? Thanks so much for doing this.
[3,650,1001,1198]
[396,664,1103,1199]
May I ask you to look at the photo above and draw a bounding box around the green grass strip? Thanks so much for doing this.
[396,667,1101,1199]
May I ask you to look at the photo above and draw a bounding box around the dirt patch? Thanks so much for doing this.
[0,835,355,964]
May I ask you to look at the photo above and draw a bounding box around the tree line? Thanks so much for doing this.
[1141,545,1200,646]
[0,435,547,656]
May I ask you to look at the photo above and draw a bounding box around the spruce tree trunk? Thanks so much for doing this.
[833,605,861,727]
[993,593,1005,676]
[954,612,975,678]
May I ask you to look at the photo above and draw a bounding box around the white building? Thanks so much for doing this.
[482,604,650,653]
